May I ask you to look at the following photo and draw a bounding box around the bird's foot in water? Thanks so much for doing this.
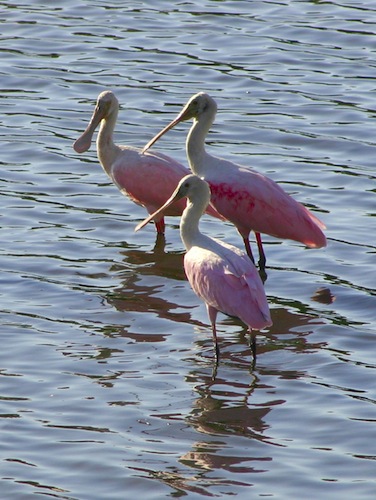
[258,264,267,283]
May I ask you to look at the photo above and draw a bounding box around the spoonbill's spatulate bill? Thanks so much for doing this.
[142,92,326,264]
[135,174,272,362]
[73,91,221,234]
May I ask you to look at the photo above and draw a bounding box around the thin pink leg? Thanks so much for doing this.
[255,232,266,269]
[154,217,165,235]
[243,237,255,264]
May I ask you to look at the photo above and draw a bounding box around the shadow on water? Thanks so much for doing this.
[125,307,327,496]
[104,235,211,342]
[98,234,346,352]
[116,234,186,281]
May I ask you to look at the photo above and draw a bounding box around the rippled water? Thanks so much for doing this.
[1,1,375,498]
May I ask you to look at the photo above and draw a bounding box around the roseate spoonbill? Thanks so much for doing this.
[135,174,272,362]
[142,92,327,266]
[73,90,221,234]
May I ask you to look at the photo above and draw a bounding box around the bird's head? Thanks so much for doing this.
[73,90,119,153]
[142,92,217,154]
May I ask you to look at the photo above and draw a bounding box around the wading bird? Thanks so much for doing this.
[142,92,326,266]
[73,90,221,234]
[135,174,272,363]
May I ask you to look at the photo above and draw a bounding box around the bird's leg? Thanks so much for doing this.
[255,232,266,270]
[154,217,165,234]
[211,361,218,381]
[154,233,166,252]
[249,329,257,366]
[243,236,255,264]
[212,324,220,361]
[207,305,220,361]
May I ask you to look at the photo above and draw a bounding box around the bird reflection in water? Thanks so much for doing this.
[105,236,209,343]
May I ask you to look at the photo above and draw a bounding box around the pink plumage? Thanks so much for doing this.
[207,166,326,248]
[135,174,272,362]
[73,91,221,233]
[185,242,271,331]
[143,92,326,265]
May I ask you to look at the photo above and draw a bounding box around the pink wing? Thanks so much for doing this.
[112,148,223,219]
[111,149,189,215]
[184,244,272,331]
[206,166,326,248]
